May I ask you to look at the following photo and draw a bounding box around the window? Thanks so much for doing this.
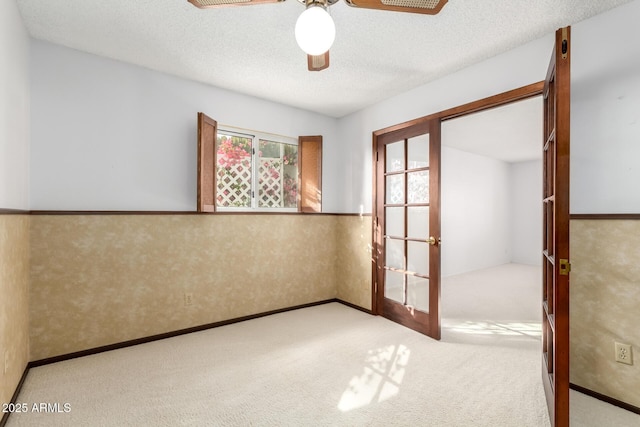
[197,113,322,213]
[215,130,298,210]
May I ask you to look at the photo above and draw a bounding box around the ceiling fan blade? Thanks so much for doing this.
[344,0,447,15]
[188,0,284,9]
[308,51,330,72]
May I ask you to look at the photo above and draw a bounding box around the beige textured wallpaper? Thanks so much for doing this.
[335,216,373,311]
[0,215,30,407]
[30,214,353,360]
[571,220,640,408]
[23,213,640,410]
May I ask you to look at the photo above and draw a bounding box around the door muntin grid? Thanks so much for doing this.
[383,135,430,312]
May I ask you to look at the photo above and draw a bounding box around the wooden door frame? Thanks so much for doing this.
[372,81,544,315]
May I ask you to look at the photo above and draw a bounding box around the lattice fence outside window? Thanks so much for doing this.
[408,171,429,204]
[217,161,251,207]
[259,158,283,207]
[214,130,299,210]
[387,176,404,204]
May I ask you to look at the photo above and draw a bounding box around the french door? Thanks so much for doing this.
[542,27,571,427]
[373,118,441,339]
[370,27,569,423]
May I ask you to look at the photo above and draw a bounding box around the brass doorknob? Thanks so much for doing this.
[426,236,437,246]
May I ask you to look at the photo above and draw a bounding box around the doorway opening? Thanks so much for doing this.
[439,96,544,348]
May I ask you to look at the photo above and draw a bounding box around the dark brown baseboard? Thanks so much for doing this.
[0,365,30,427]
[337,298,374,315]
[570,383,640,416]
[29,210,371,216]
[0,209,29,215]
[30,298,372,367]
[31,299,334,366]
[2,298,372,426]
[571,214,640,220]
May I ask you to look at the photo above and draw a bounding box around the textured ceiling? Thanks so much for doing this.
[16,0,633,118]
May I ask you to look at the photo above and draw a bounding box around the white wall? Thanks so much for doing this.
[441,153,541,277]
[337,0,640,215]
[510,160,542,266]
[336,34,553,213]
[30,41,340,211]
[571,0,640,213]
[441,147,511,277]
[0,0,30,209]
[28,0,640,214]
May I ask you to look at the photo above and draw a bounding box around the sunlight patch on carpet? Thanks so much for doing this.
[447,321,542,337]
[337,344,410,412]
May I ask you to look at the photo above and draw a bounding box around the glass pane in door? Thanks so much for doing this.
[386,141,404,172]
[407,241,429,275]
[407,171,429,204]
[385,207,404,237]
[407,276,429,311]
[385,270,404,304]
[407,206,429,239]
[386,175,404,204]
[385,238,404,270]
[408,134,429,169]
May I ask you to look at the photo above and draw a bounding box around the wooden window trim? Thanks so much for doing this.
[299,135,323,213]
[197,112,217,212]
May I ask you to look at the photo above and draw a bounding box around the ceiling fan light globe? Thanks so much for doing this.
[295,6,336,56]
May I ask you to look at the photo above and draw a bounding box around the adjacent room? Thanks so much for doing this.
[440,97,543,346]
[2,0,639,426]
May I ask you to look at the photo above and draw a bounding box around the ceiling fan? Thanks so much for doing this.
[187,0,448,71]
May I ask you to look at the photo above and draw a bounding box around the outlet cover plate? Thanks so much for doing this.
[184,292,194,307]
[615,342,633,365]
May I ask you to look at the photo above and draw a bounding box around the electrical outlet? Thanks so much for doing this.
[4,350,8,374]
[184,292,194,307]
[615,342,633,365]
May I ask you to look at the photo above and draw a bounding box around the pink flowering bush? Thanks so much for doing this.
[216,136,298,208]
[283,144,297,166]
[283,174,297,207]
[217,135,251,168]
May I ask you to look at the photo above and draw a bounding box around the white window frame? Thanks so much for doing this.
[216,126,298,213]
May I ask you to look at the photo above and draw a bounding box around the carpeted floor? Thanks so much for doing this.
[9,302,550,426]
[441,263,640,426]
[6,264,638,426]
[441,263,542,349]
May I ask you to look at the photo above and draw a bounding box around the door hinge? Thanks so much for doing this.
[561,27,568,60]
[559,258,571,275]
